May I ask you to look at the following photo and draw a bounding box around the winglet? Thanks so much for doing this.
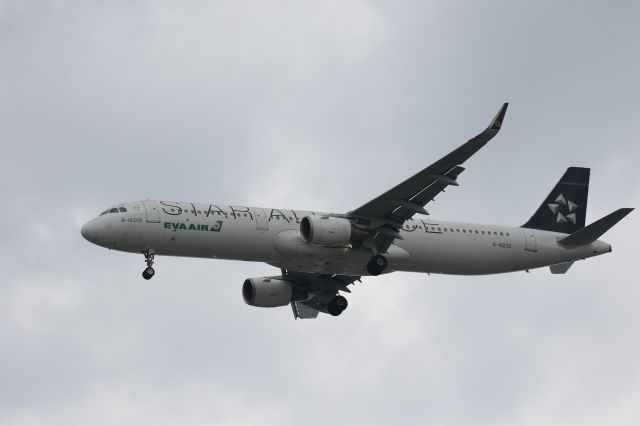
[489,102,509,131]
[559,208,634,245]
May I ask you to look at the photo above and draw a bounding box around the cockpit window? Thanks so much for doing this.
[119,207,127,212]
[109,208,119,213]
[100,210,109,216]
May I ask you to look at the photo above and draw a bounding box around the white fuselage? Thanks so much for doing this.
[81,200,612,276]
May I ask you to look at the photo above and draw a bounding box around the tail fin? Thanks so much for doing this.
[522,167,590,234]
[559,208,634,245]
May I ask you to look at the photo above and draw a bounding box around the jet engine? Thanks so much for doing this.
[300,216,353,246]
[242,277,294,308]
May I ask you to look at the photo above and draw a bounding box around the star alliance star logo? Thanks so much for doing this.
[548,194,578,224]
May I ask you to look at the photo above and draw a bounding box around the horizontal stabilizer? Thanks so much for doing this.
[550,262,574,274]
[559,208,634,245]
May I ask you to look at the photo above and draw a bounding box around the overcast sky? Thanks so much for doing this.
[1,1,639,425]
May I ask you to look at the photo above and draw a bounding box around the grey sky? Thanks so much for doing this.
[1,1,639,425]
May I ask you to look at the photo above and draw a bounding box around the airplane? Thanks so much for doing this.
[81,103,633,319]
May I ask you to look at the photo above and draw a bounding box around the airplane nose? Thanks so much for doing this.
[81,219,101,244]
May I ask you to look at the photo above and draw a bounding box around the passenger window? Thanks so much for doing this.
[119,207,127,213]
[506,233,510,237]
[481,231,485,234]
[500,232,504,236]
[109,208,118,213]
[463,230,466,233]
[456,229,460,232]
[475,230,479,234]
[437,227,441,231]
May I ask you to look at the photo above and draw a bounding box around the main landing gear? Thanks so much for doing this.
[366,254,388,276]
[142,249,156,280]
[327,295,348,316]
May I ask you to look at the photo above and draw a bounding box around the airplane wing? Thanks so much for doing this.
[281,271,361,319]
[348,103,508,252]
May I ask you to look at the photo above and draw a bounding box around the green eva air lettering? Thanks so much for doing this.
[163,221,224,233]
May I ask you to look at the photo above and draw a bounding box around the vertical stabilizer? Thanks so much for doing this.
[522,167,590,234]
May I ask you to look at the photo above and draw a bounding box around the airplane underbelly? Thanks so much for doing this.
[272,230,369,274]
[397,232,531,275]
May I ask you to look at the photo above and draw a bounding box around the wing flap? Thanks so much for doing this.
[291,302,320,319]
[284,272,360,320]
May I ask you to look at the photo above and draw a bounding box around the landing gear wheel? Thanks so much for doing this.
[366,254,388,276]
[327,295,348,316]
[142,249,156,280]
[142,267,155,280]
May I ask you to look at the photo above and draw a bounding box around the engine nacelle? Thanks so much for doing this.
[300,216,352,246]
[242,277,293,308]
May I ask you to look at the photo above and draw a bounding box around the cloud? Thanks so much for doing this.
[1,1,639,425]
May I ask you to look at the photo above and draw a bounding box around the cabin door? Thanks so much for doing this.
[254,208,269,231]
[143,200,161,223]
[521,229,538,252]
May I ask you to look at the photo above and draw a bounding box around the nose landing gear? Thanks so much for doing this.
[142,249,156,280]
